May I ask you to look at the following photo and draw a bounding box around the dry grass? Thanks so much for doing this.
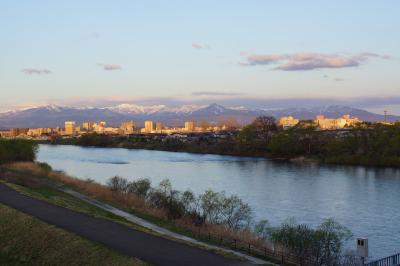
[1,162,49,188]
[4,162,274,253]
[48,169,167,218]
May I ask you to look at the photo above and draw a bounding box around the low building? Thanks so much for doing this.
[103,127,119,134]
[10,128,29,137]
[278,116,300,129]
[27,128,53,137]
[93,121,106,133]
[315,114,360,130]
[0,130,10,138]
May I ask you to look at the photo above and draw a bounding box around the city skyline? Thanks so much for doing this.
[1,1,400,113]
[0,112,363,138]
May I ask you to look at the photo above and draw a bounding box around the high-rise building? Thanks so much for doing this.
[184,121,195,132]
[156,122,163,132]
[144,121,154,133]
[64,121,76,135]
[120,121,135,134]
[82,122,95,131]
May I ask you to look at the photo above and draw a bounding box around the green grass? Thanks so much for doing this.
[0,203,147,266]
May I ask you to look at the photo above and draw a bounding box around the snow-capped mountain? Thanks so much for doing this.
[110,104,168,114]
[0,103,398,129]
[109,104,205,115]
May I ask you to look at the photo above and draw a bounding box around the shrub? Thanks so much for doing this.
[147,179,185,219]
[199,189,224,223]
[271,218,353,265]
[0,139,38,164]
[107,176,129,193]
[254,219,272,240]
[37,162,52,173]
[220,195,252,230]
[180,190,198,215]
[127,178,151,197]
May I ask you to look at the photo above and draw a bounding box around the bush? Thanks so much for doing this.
[254,219,272,240]
[37,162,52,173]
[127,178,151,197]
[107,176,129,193]
[220,195,252,230]
[271,218,353,265]
[0,139,38,164]
[147,179,185,219]
[105,176,254,228]
[199,189,253,229]
[76,133,111,147]
[199,189,225,223]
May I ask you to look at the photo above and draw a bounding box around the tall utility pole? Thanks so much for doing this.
[384,110,387,123]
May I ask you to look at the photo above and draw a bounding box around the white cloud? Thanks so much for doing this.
[240,52,389,71]
[22,68,52,75]
[192,43,210,50]
[97,63,121,71]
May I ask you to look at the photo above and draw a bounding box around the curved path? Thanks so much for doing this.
[0,183,250,266]
[61,187,269,265]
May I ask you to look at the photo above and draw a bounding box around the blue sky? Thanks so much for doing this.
[0,1,399,112]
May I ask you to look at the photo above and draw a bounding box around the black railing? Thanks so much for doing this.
[365,253,400,266]
[194,229,313,266]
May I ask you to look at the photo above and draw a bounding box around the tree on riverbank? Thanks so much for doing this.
[0,139,38,164]
[271,218,354,266]
[267,123,400,167]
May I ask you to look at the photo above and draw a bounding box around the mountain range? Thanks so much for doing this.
[0,103,398,129]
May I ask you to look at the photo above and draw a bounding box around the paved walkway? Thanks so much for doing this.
[61,187,270,265]
[0,183,252,266]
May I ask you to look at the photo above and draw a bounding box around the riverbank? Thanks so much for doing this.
[46,135,400,168]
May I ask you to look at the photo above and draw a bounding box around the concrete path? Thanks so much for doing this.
[61,187,271,265]
[0,183,254,266]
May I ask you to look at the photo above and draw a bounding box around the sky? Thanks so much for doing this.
[0,1,399,113]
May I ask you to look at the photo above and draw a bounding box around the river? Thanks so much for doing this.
[37,144,400,260]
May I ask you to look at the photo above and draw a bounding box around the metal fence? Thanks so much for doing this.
[194,229,313,266]
[365,253,400,266]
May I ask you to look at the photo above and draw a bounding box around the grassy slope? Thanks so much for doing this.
[0,203,147,266]
[0,163,279,265]
[0,164,152,233]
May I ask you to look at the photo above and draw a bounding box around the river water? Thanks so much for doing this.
[37,144,400,260]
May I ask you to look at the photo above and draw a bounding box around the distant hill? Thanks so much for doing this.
[0,103,398,129]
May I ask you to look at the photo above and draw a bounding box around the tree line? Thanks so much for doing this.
[267,122,400,167]
[54,116,400,167]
